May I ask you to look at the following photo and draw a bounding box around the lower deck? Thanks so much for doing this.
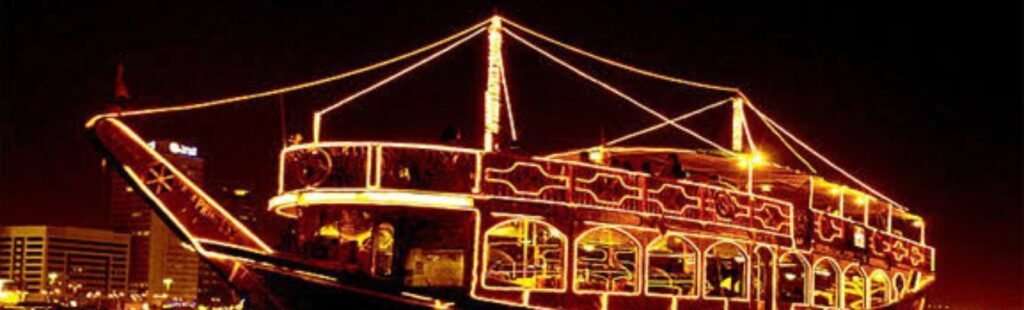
[282,196,931,310]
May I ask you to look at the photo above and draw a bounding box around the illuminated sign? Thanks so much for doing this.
[147,140,198,157]
[169,142,198,157]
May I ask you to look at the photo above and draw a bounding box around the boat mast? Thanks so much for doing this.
[483,16,504,152]
[731,97,746,152]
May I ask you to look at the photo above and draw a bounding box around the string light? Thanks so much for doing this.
[504,29,736,155]
[85,18,492,128]
[741,94,907,211]
[314,27,487,142]
[499,17,739,93]
[500,61,518,142]
[608,98,732,146]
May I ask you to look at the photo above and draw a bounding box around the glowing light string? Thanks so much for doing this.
[500,18,739,93]
[85,18,492,127]
[501,62,519,142]
[740,92,905,210]
[740,103,758,153]
[549,98,731,158]
[742,95,816,173]
[608,97,732,146]
[504,29,736,156]
[313,26,487,142]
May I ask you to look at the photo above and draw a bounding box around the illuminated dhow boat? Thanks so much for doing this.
[86,16,934,309]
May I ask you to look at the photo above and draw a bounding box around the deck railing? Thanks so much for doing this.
[277,142,932,269]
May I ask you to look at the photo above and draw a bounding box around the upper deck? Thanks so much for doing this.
[270,141,934,272]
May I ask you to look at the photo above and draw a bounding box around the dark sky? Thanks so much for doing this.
[1,1,1020,308]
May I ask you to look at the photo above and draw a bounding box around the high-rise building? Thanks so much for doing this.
[0,226,130,299]
[196,185,256,306]
[105,140,203,302]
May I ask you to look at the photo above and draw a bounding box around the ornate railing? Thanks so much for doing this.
[812,209,934,270]
[278,142,931,268]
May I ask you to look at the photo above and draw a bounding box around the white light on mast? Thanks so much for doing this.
[483,16,504,152]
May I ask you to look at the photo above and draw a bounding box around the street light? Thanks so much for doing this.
[47,272,58,285]
[162,277,174,292]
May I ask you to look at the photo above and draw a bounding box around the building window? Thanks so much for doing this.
[869,270,889,307]
[646,234,698,297]
[778,252,808,304]
[483,219,566,290]
[703,242,747,299]
[843,266,867,309]
[575,227,639,294]
[812,259,840,307]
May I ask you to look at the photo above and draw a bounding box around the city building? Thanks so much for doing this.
[0,226,130,300]
[105,140,203,302]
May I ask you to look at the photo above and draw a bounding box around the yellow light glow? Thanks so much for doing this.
[828,187,841,196]
[587,148,606,164]
[162,277,174,291]
[736,151,767,168]
[270,191,474,212]
[233,189,249,197]
[759,184,773,192]
[855,196,870,205]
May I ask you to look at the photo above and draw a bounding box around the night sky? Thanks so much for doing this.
[1,1,1020,308]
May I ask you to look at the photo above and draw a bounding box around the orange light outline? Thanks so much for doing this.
[105,119,274,253]
[480,218,569,293]
[644,233,700,300]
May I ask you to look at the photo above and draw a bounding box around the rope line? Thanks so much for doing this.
[741,93,816,173]
[741,92,905,209]
[608,98,732,146]
[500,63,519,141]
[741,105,758,153]
[501,17,739,93]
[86,18,491,127]
[314,26,486,141]
[505,29,735,156]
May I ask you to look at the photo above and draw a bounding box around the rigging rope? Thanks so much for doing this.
[742,93,905,209]
[741,93,816,173]
[86,18,492,127]
[313,26,486,142]
[505,28,736,156]
[548,97,732,160]
[500,64,519,142]
[608,97,732,146]
[501,17,739,93]
[741,105,759,153]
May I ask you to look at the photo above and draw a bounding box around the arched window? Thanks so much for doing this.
[703,242,747,299]
[577,227,638,294]
[752,247,774,304]
[869,270,889,307]
[892,273,906,300]
[778,252,808,305]
[843,266,867,309]
[575,227,640,294]
[812,259,840,307]
[483,219,566,290]
[646,234,698,297]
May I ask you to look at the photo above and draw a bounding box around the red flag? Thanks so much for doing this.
[114,62,131,104]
